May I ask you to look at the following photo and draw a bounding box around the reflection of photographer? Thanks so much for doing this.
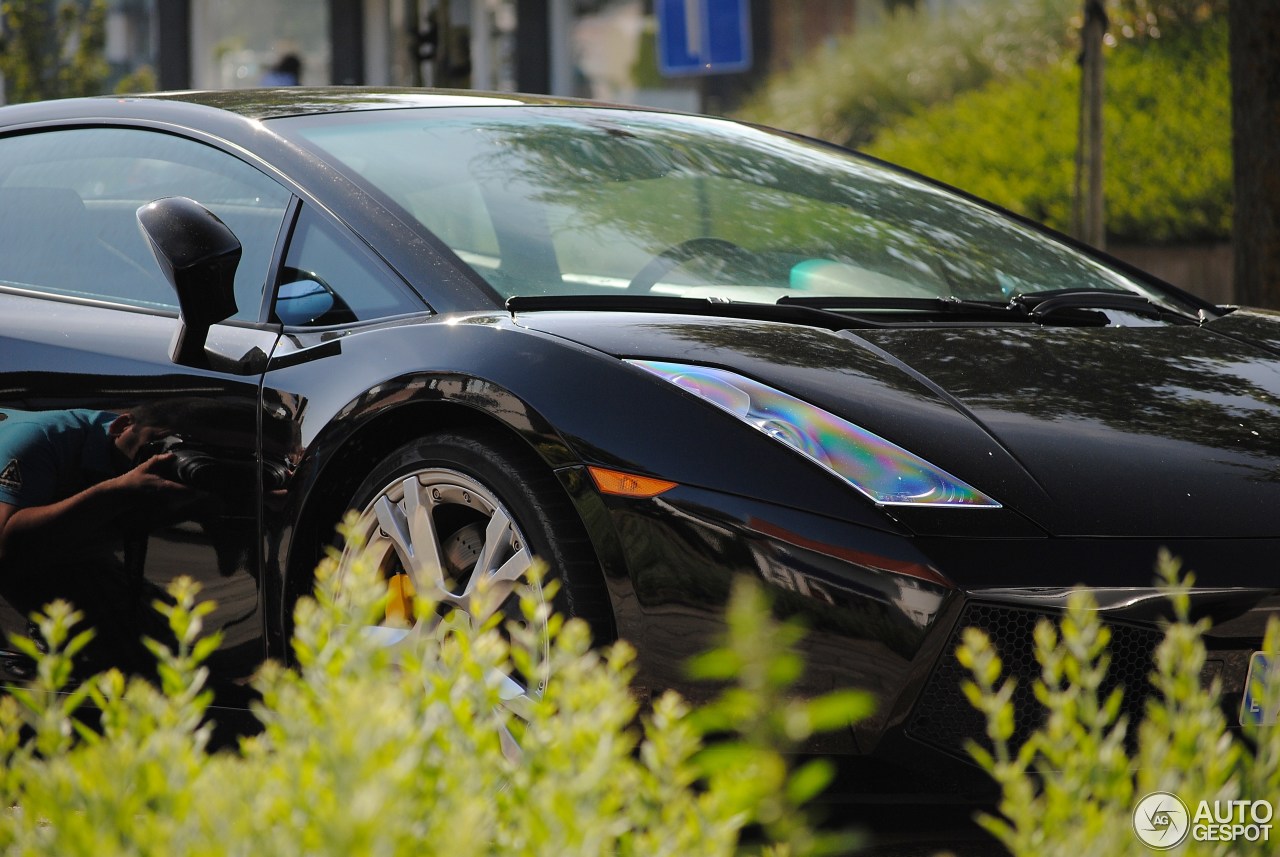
[0,407,193,570]
[0,397,283,569]
[137,435,289,497]
[0,405,202,677]
[0,398,282,677]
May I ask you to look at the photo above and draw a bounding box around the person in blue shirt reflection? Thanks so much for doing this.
[0,403,205,676]
[0,406,191,569]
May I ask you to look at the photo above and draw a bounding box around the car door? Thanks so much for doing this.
[0,124,292,704]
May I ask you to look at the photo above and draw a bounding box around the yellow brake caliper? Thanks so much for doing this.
[385,572,417,627]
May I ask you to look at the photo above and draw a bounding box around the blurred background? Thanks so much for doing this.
[0,0,1260,305]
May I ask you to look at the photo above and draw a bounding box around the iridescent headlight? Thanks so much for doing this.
[630,360,1001,508]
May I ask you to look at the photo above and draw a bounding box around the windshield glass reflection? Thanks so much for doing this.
[285,107,1171,308]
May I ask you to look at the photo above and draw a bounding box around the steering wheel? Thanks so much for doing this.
[626,236,755,292]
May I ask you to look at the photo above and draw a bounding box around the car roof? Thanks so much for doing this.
[0,87,642,135]
[126,87,560,121]
[0,86,628,154]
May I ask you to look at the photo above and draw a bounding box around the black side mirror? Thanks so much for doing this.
[137,197,242,367]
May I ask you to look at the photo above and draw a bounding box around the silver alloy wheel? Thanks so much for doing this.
[343,466,545,759]
[355,467,536,623]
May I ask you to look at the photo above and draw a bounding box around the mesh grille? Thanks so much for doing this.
[908,602,1163,760]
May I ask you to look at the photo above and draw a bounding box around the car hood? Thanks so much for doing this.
[515,308,1280,538]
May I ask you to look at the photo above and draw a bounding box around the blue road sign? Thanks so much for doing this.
[656,0,752,77]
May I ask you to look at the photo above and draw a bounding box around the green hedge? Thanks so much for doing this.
[6,526,1273,854]
[735,0,1078,149]
[866,19,1232,244]
[0,530,870,856]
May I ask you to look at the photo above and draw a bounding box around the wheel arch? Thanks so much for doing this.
[273,382,618,657]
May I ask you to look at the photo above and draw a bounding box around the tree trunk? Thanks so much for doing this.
[1230,0,1280,308]
[1074,0,1106,250]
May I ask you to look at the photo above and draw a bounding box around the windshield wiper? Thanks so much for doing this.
[1009,288,1202,325]
[779,295,1013,321]
[506,294,890,330]
[508,290,1202,331]
[782,290,1203,326]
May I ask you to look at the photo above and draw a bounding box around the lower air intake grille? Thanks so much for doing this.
[907,602,1163,761]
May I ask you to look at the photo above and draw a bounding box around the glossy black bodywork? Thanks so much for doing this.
[0,89,1277,799]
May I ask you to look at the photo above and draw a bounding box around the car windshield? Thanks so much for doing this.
[282,106,1167,308]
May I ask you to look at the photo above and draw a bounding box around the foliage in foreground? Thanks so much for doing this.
[961,550,1280,855]
[0,537,871,856]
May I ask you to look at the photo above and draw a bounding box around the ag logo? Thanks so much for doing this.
[0,459,20,492]
[1133,791,1190,849]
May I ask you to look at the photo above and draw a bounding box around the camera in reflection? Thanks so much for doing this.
[137,435,289,495]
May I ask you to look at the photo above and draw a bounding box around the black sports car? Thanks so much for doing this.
[0,88,1276,799]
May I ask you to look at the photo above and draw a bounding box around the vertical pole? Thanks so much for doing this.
[408,0,424,86]
[549,0,572,96]
[472,0,491,90]
[156,0,192,91]
[434,0,450,86]
[1229,0,1280,307]
[1074,0,1107,248]
[514,0,550,93]
[331,0,366,85]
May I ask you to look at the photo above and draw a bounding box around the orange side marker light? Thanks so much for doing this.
[588,466,678,498]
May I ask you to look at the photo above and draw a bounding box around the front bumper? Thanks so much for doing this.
[557,466,1280,795]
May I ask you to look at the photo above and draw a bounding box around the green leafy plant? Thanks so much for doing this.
[112,63,156,96]
[960,549,1280,855]
[0,525,871,856]
[0,0,109,104]
[735,0,1078,150]
[867,16,1231,244]
[739,0,1230,245]
[1111,0,1226,41]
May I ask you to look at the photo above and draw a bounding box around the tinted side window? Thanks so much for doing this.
[273,206,422,326]
[0,127,290,319]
